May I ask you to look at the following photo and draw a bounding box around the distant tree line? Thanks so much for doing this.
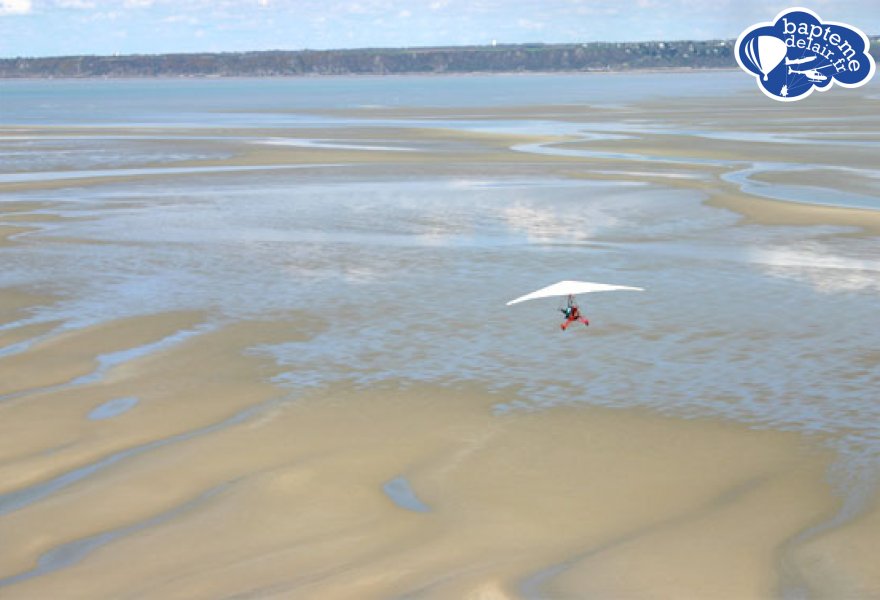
[1,39,877,78]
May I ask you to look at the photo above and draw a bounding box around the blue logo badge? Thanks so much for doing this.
[735,7,875,101]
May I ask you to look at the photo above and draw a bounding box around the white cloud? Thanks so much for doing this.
[398,8,411,17]
[0,0,31,15]
[123,0,153,7]
[55,0,96,8]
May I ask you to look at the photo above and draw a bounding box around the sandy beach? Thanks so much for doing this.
[0,296,840,597]
[1,73,879,597]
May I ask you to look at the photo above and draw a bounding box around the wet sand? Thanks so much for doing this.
[3,89,879,230]
[0,273,876,597]
[2,83,879,597]
[793,492,880,598]
[0,290,839,597]
[0,225,34,248]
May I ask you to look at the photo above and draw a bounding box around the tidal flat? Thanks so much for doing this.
[1,72,878,597]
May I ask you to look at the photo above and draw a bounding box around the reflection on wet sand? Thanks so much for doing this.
[1,78,879,597]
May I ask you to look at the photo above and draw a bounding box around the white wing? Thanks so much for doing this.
[506,280,644,306]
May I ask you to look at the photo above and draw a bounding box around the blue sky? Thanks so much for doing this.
[1,0,877,58]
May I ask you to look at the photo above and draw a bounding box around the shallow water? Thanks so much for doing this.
[1,74,879,593]
[87,397,140,421]
[5,169,879,474]
[0,71,752,125]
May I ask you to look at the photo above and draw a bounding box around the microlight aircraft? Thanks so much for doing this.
[506,280,644,331]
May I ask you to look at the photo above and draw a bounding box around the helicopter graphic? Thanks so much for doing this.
[788,63,834,83]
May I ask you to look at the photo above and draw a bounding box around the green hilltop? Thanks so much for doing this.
[2,38,877,78]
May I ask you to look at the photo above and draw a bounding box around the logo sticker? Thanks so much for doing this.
[735,7,875,101]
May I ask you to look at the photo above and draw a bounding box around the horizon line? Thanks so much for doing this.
[3,34,875,63]
[1,38,742,61]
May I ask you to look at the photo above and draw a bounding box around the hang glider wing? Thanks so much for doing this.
[506,280,644,306]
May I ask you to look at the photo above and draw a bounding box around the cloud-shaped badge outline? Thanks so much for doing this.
[735,6,876,102]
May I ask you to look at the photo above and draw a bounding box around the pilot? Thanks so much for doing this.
[560,297,589,330]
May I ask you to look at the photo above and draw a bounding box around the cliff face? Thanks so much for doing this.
[0,40,746,78]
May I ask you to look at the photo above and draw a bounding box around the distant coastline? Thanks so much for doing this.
[0,40,768,78]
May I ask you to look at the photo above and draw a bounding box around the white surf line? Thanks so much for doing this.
[0,395,281,518]
[0,322,217,404]
[0,482,231,590]
[255,138,418,152]
[0,164,344,185]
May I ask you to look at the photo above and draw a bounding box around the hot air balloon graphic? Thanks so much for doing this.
[743,35,787,81]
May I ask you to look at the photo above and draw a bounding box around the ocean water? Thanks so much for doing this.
[0,71,751,125]
[1,72,878,500]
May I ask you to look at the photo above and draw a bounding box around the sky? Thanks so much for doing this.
[0,0,878,58]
